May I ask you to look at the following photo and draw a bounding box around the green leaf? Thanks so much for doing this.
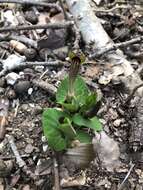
[62,100,79,112]
[80,93,97,113]
[56,76,69,104]
[58,117,77,139]
[90,116,102,131]
[56,76,89,105]
[74,76,89,105]
[72,113,102,132]
[76,130,92,143]
[42,108,68,151]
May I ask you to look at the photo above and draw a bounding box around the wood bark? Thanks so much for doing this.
[65,0,143,96]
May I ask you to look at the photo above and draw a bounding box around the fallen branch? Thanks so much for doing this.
[90,36,143,58]
[6,135,25,168]
[125,83,143,105]
[65,0,142,94]
[10,35,38,49]
[0,33,37,49]
[32,79,57,95]
[0,0,61,11]
[23,61,64,67]
[53,153,61,190]
[0,21,74,32]
[118,163,135,190]
[0,60,64,78]
[6,135,37,180]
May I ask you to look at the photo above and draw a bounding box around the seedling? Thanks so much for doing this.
[42,51,102,151]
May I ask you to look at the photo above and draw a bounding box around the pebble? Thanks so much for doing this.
[35,66,44,72]
[113,119,122,127]
[6,88,16,99]
[24,144,34,154]
[25,11,38,24]
[98,74,112,85]
[43,144,48,152]
[28,88,33,95]
[6,72,20,85]
[14,80,30,94]
[41,136,47,142]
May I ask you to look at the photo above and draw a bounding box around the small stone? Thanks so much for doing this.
[14,80,30,94]
[53,46,68,60]
[113,119,122,127]
[25,144,34,154]
[43,144,48,152]
[41,136,47,142]
[35,66,44,72]
[6,88,16,99]
[24,48,37,60]
[6,72,20,85]
[21,104,29,111]
[28,88,33,95]
[98,74,112,85]
[25,11,38,24]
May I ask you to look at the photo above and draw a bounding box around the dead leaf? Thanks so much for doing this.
[50,13,65,23]
[93,131,120,172]
[61,171,86,187]
[37,13,50,34]
[85,65,99,78]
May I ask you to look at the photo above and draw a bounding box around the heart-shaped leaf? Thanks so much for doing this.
[42,108,68,151]
[56,76,89,105]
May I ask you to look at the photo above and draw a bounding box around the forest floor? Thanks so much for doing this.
[0,0,143,189]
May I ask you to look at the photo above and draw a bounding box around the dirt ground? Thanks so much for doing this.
[0,0,143,189]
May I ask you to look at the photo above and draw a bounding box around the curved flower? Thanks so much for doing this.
[68,51,85,97]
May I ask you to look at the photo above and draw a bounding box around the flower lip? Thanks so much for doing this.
[69,51,85,64]
[71,56,81,63]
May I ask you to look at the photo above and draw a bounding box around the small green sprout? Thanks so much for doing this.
[42,51,102,151]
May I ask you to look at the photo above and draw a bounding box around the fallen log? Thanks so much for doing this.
[65,0,143,95]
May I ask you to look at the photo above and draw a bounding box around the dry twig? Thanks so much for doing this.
[90,36,143,58]
[53,154,61,190]
[118,163,135,190]
[125,83,143,105]
[0,60,64,78]
[32,79,57,95]
[0,0,61,11]
[0,21,74,32]
[6,135,37,180]
[6,135,25,168]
